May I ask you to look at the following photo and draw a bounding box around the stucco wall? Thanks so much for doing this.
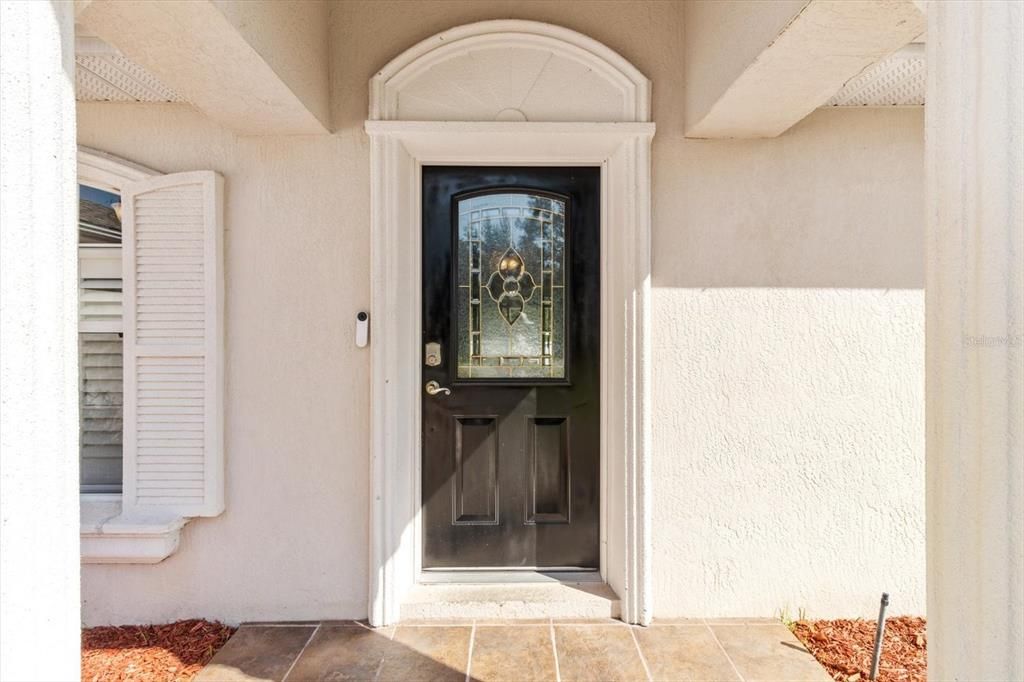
[652,108,924,618]
[1,2,82,678]
[77,104,372,624]
[79,0,924,624]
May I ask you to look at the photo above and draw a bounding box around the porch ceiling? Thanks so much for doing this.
[75,34,184,103]
[72,3,925,128]
[73,39,925,111]
[683,0,925,138]
[823,43,925,108]
[75,0,329,135]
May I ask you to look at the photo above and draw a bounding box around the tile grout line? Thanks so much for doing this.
[465,622,476,682]
[549,619,562,682]
[705,622,746,682]
[280,623,320,682]
[375,625,398,682]
[629,625,654,682]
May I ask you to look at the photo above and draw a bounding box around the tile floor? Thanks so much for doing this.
[196,619,831,682]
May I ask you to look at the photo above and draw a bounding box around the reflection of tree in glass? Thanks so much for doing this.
[481,216,513,271]
[525,194,565,285]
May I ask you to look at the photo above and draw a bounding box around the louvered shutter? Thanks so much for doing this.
[121,171,224,517]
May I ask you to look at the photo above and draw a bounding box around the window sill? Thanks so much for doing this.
[81,494,189,564]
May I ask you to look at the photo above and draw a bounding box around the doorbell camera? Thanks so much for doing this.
[356,311,369,348]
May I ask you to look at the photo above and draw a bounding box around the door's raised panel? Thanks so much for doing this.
[527,417,570,524]
[453,416,499,525]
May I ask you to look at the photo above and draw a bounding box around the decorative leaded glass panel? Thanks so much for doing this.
[456,192,566,379]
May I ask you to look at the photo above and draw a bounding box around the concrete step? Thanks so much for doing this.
[400,582,621,621]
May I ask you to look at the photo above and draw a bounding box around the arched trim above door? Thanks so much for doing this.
[369,20,651,123]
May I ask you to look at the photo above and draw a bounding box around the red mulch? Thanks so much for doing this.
[792,617,926,682]
[82,620,235,682]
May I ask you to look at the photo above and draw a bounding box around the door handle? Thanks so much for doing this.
[425,380,451,396]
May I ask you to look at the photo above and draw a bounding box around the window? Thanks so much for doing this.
[78,148,225,563]
[79,184,123,493]
[456,191,567,380]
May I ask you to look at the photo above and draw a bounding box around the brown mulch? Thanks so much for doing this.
[82,619,235,682]
[791,617,926,682]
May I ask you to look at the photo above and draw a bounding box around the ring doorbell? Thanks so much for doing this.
[356,311,369,348]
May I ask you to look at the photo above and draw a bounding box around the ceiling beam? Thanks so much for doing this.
[77,0,329,135]
[683,0,925,138]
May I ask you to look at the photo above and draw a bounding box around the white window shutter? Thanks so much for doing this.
[121,171,224,517]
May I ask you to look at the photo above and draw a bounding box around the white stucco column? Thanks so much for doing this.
[0,1,81,680]
[925,2,1024,680]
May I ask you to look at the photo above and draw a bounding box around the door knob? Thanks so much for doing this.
[425,380,451,396]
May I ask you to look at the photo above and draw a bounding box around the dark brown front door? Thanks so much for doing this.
[421,166,600,571]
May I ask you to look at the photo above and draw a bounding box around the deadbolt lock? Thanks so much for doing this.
[424,342,442,367]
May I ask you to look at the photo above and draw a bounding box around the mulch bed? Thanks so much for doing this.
[792,617,926,682]
[82,619,235,682]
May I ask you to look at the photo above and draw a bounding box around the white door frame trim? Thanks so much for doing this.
[365,21,653,627]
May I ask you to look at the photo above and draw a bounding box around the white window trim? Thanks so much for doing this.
[365,21,654,626]
[78,146,187,564]
[79,146,157,193]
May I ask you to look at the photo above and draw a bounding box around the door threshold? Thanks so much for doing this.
[401,581,621,621]
[419,570,602,585]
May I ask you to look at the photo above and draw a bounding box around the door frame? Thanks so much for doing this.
[366,122,653,625]
[365,21,654,627]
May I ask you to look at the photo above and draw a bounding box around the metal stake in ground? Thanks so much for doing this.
[869,592,890,681]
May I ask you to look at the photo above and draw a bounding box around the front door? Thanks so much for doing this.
[421,166,600,571]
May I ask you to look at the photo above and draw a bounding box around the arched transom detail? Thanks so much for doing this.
[370,20,650,123]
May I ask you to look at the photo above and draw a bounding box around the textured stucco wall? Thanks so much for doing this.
[653,286,924,617]
[78,0,924,624]
[78,104,371,624]
[652,107,925,618]
[0,1,81,677]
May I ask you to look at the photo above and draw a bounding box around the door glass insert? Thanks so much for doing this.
[456,191,566,379]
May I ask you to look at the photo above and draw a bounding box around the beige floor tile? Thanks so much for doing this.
[196,625,316,682]
[469,626,557,682]
[472,618,552,626]
[376,626,472,682]
[710,623,831,682]
[634,625,740,682]
[554,624,649,682]
[283,625,396,681]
